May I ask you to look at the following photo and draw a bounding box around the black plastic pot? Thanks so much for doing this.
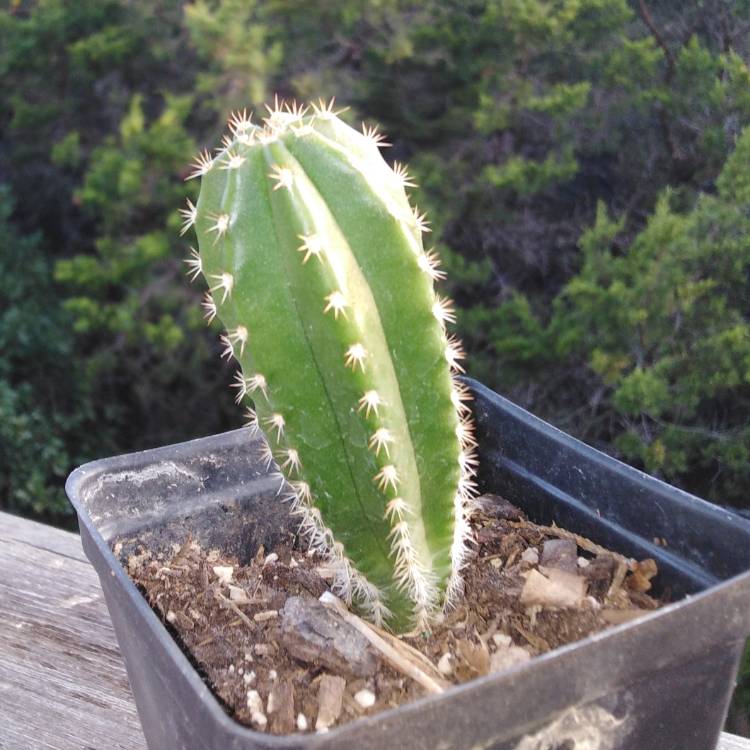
[66,379,750,750]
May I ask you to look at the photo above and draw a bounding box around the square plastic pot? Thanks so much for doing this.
[65,379,750,750]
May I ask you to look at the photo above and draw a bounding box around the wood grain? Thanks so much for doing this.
[0,511,146,750]
[0,510,747,750]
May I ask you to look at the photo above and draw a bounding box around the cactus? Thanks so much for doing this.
[183,100,477,632]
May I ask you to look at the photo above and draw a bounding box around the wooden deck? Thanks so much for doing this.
[1,511,145,750]
[0,509,748,750]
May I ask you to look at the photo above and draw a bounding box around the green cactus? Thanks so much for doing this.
[182,100,477,632]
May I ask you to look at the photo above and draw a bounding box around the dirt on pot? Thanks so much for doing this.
[123,494,662,735]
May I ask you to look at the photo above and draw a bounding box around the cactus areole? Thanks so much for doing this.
[184,100,478,632]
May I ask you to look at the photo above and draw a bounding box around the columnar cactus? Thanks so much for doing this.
[182,99,477,632]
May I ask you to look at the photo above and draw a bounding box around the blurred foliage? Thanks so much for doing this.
[0,185,89,524]
[0,0,748,532]
[2,0,749,729]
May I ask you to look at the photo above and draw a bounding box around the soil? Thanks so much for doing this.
[124,494,662,735]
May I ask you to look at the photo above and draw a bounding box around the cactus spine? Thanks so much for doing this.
[184,100,477,632]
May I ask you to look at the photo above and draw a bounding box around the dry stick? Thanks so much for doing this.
[370,624,447,682]
[215,591,253,627]
[606,560,630,603]
[319,592,448,695]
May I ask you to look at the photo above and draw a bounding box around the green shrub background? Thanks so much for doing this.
[2,0,750,733]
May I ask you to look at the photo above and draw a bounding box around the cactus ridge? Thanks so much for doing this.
[185,99,478,632]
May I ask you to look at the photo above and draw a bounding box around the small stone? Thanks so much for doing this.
[297,713,308,731]
[246,690,267,729]
[279,596,378,677]
[577,557,590,568]
[243,671,256,686]
[263,552,279,566]
[228,664,235,674]
[490,557,503,569]
[489,645,531,673]
[254,610,278,622]
[437,652,453,676]
[206,549,220,562]
[212,565,233,584]
[354,689,376,709]
[316,675,346,731]
[290,558,299,568]
[492,633,512,648]
[472,494,524,520]
[520,567,587,609]
[541,539,578,573]
[165,610,176,624]
[254,643,274,656]
[252,713,267,730]
[244,651,253,661]
[268,669,278,680]
[521,547,539,565]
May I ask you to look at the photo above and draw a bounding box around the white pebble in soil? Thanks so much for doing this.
[246,690,267,729]
[354,689,376,709]
[492,633,512,649]
[212,565,234,584]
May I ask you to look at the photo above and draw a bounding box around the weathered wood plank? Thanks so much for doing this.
[0,511,146,750]
[0,512,88,563]
[0,510,748,749]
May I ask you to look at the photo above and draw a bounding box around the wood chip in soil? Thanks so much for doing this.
[125,494,662,735]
